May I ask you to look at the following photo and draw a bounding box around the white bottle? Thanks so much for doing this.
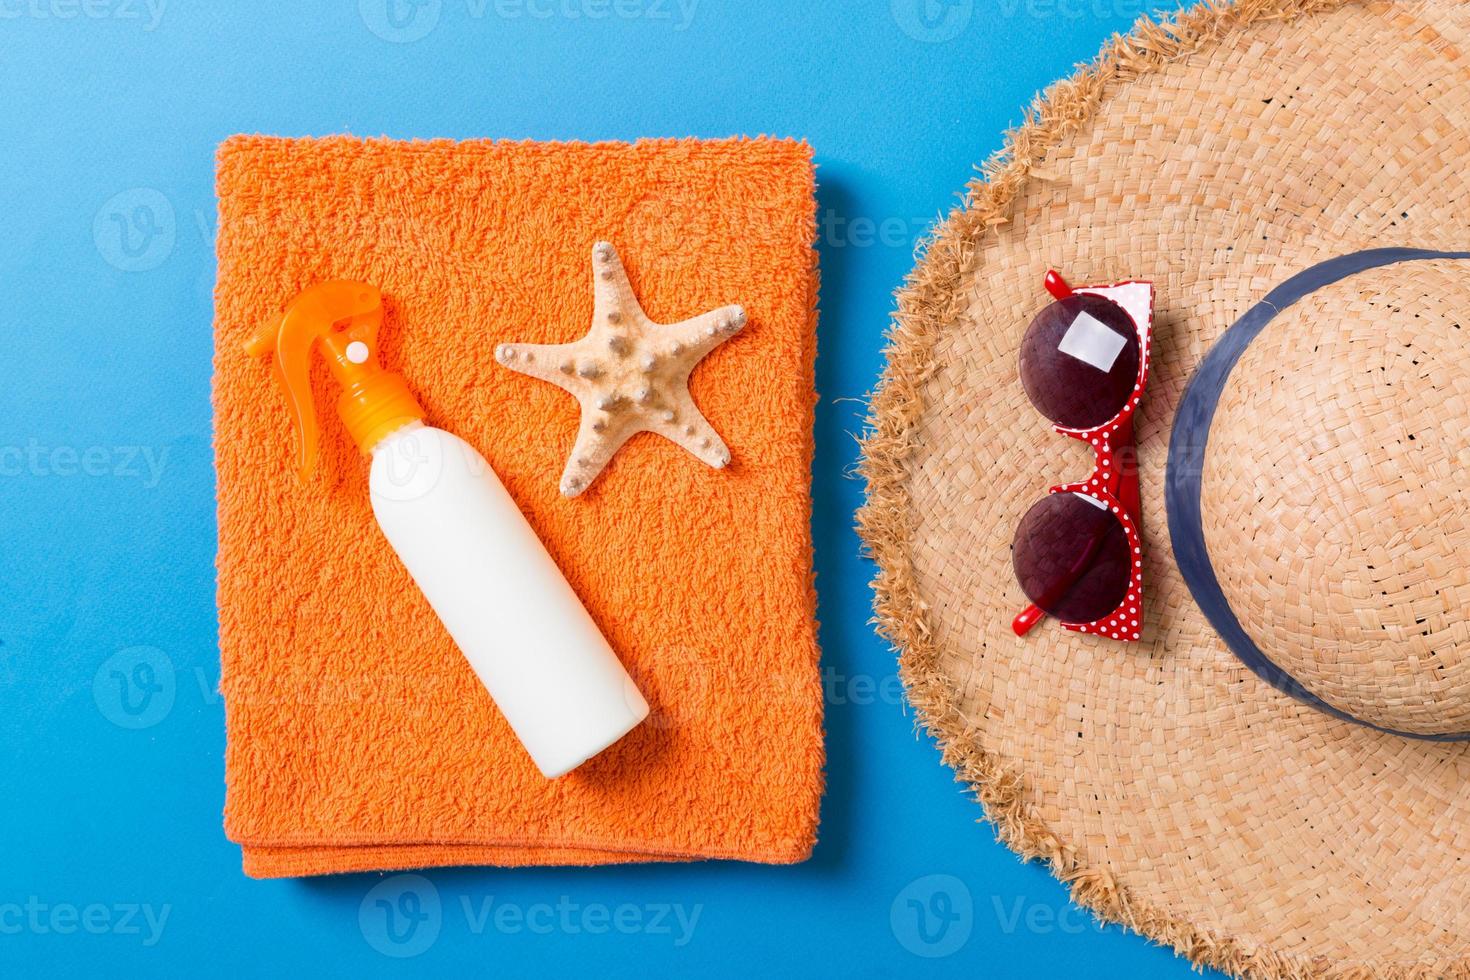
[245,280,649,778]
[370,422,649,777]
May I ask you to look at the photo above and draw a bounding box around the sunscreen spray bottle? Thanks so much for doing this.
[246,281,649,777]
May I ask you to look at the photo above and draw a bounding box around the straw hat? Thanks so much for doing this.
[858,1,1470,976]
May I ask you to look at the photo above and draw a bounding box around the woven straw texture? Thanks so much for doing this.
[857,1,1470,976]
[1205,261,1470,737]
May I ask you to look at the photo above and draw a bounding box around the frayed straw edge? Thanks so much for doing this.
[854,1,1470,977]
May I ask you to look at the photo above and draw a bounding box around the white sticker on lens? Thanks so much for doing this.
[1057,311,1127,373]
[1074,492,1108,509]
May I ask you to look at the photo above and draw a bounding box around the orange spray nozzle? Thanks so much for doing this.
[245,281,425,483]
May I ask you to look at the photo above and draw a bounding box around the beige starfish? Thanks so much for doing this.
[495,241,746,498]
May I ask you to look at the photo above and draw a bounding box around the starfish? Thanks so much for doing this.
[495,241,747,498]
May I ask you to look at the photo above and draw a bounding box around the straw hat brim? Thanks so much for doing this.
[857,1,1470,976]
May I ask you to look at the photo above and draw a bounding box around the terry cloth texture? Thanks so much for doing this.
[212,136,822,878]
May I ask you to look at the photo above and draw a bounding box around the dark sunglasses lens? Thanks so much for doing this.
[1012,492,1131,625]
[1019,295,1139,430]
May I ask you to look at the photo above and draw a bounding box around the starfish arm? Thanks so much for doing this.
[589,241,646,332]
[661,303,747,361]
[650,390,731,470]
[559,413,636,498]
[495,340,592,396]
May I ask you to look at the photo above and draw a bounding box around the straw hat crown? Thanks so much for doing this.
[1201,260,1470,736]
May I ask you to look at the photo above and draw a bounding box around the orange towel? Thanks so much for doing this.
[212,135,823,878]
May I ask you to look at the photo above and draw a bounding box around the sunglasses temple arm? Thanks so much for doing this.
[1044,269,1074,300]
[1013,604,1046,636]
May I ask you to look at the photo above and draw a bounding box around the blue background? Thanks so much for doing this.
[0,0,1215,976]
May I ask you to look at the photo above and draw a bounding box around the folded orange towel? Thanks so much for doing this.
[212,135,823,878]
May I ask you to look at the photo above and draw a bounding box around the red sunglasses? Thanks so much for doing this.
[1010,270,1153,641]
